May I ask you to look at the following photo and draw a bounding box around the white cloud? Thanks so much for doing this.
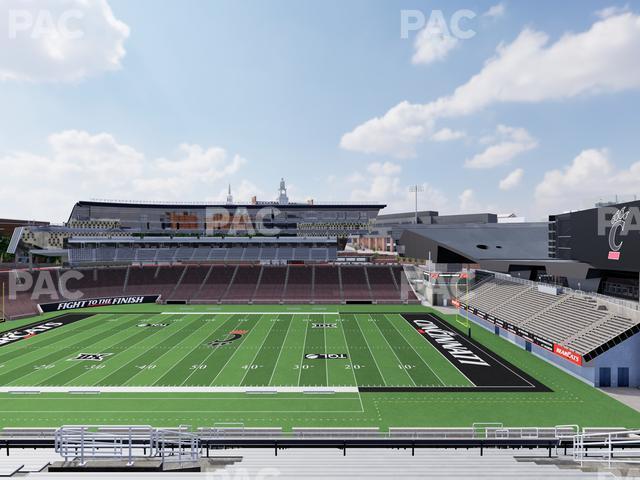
[534,148,640,215]
[465,125,537,169]
[341,12,640,157]
[155,144,246,182]
[346,172,365,184]
[596,5,630,19]
[483,3,506,19]
[458,189,476,212]
[0,130,248,220]
[430,128,466,142]
[411,20,459,65]
[0,0,129,82]
[367,161,402,176]
[499,168,524,190]
[348,162,448,213]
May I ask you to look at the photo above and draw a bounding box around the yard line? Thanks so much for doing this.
[267,314,294,386]
[323,316,329,387]
[62,318,173,386]
[176,314,240,387]
[296,314,311,386]
[371,314,417,387]
[336,315,363,411]
[384,313,446,386]
[8,315,145,386]
[0,314,119,375]
[352,314,388,386]
[238,314,280,386]
[153,319,228,385]
[208,314,267,386]
[338,315,359,387]
[123,315,212,385]
[86,315,207,387]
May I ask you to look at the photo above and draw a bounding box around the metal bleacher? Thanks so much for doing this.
[460,276,640,358]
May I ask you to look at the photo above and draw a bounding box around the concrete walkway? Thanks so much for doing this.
[601,387,640,413]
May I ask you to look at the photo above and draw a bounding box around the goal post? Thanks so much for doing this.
[455,270,471,336]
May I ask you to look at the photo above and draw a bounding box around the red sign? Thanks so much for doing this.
[553,344,583,366]
[608,251,621,260]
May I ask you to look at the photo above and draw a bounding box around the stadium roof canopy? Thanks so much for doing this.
[396,222,549,264]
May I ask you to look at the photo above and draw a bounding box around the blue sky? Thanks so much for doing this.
[0,0,639,221]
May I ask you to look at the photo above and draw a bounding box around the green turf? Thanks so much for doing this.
[0,304,639,430]
[0,311,469,388]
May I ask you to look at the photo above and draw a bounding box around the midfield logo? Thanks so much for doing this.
[208,330,249,347]
[137,323,168,328]
[73,353,112,362]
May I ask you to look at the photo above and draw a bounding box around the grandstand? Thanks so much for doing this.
[0,264,416,319]
[450,270,640,388]
[458,274,640,360]
[66,237,338,266]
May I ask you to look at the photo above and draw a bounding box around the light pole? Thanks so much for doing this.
[408,185,424,224]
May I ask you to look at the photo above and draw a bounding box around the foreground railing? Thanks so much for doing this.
[574,429,640,467]
[2,424,613,444]
[54,425,199,466]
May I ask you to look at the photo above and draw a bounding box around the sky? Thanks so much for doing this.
[0,0,639,222]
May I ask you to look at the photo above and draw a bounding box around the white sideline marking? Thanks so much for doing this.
[161,312,340,315]
[0,386,358,394]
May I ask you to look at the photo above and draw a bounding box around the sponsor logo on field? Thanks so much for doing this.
[311,323,337,329]
[73,353,112,362]
[208,330,248,347]
[137,323,168,328]
[412,319,490,367]
[305,353,348,360]
[553,344,583,366]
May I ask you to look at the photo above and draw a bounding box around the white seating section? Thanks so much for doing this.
[459,278,638,356]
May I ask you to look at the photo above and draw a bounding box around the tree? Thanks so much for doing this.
[0,236,14,263]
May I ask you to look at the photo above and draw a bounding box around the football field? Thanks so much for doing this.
[0,312,476,389]
[0,304,639,429]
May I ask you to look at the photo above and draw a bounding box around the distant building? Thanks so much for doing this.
[497,213,526,223]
